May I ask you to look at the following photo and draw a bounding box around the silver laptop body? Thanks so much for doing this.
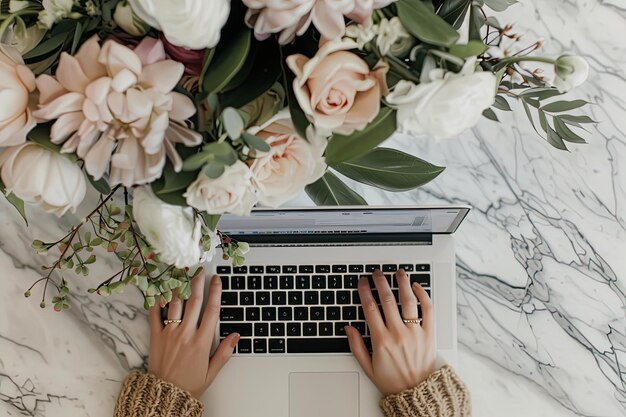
[204,205,470,417]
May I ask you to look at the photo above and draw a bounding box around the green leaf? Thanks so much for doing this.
[430,49,465,67]
[493,95,512,111]
[538,110,548,133]
[448,41,488,58]
[280,47,310,139]
[546,125,568,150]
[540,100,588,113]
[438,0,472,29]
[153,163,198,195]
[222,107,245,139]
[201,213,221,231]
[520,88,563,101]
[332,148,445,192]
[325,107,397,165]
[202,163,226,179]
[483,0,518,12]
[558,114,597,124]
[305,171,367,206]
[483,108,499,122]
[554,117,587,144]
[0,178,27,225]
[397,0,460,46]
[182,152,211,171]
[200,28,251,94]
[87,174,111,195]
[521,100,542,137]
[467,4,486,41]
[241,132,271,152]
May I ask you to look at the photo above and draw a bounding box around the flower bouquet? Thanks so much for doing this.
[0,0,594,311]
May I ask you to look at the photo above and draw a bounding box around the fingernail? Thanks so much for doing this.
[344,326,351,336]
[212,275,221,285]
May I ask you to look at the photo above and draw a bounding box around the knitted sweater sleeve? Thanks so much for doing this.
[379,366,471,417]
[114,371,204,417]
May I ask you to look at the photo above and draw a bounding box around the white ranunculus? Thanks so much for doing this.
[133,186,211,268]
[249,110,327,207]
[0,143,86,216]
[554,55,589,93]
[114,1,149,36]
[386,62,497,139]
[184,161,258,216]
[38,0,74,29]
[129,0,229,49]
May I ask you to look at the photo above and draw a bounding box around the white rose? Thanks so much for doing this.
[114,1,149,36]
[129,0,229,49]
[249,110,327,207]
[553,55,589,93]
[0,143,86,216]
[386,63,496,139]
[184,161,258,216]
[133,186,211,268]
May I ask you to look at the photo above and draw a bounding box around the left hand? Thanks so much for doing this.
[147,270,240,398]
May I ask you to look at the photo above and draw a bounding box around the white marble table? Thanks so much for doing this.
[1,1,625,416]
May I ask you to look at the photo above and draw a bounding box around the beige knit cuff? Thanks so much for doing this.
[114,371,204,417]
[379,366,471,417]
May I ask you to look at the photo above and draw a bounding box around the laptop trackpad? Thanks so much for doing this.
[289,372,360,417]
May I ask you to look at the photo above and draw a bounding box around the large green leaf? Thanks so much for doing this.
[0,178,27,225]
[280,47,309,139]
[200,28,252,95]
[437,0,472,29]
[325,107,397,165]
[540,100,588,113]
[153,163,198,195]
[448,41,488,58]
[332,148,445,192]
[305,172,367,206]
[397,0,459,47]
[482,0,518,12]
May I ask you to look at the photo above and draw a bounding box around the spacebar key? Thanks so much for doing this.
[288,338,351,353]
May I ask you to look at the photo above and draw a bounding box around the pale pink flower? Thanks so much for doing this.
[347,0,396,24]
[33,36,202,187]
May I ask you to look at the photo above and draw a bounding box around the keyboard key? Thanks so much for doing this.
[310,306,324,320]
[371,290,380,304]
[250,265,264,274]
[358,307,365,320]
[335,322,348,336]
[328,275,342,289]
[220,276,230,290]
[283,265,297,273]
[288,338,350,353]
[342,306,357,321]
[254,323,269,337]
[269,338,286,353]
[288,292,303,305]
[299,265,314,273]
[327,306,340,320]
[426,289,431,298]
[256,291,270,305]
[366,264,380,273]
[363,337,372,352]
[238,338,252,354]
[247,276,262,289]
[410,274,431,287]
[321,291,335,305]
[231,276,245,290]
[316,265,331,273]
[344,275,359,288]
[392,289,399,300]
[220,323,252,337]
[352,290,361,305]
[304,291,319,305]
[399,264,414,272]
[254,338,267,353]
[280,275,294,289]
[262,307,276,321]
[287,322,301,336]
[271,323,285,336]
[303,322,317,336]
[217,266,231,274]
[294,307,308,321]
[220,308,243,321]
[332,265,347,273]
[240,292,254,305]
[382,264,397,272]
[349,265,364,273]
[267,266,281,273]
[351,321,366,335]
[234,266,247,274]
[312,275,326,289]
[385,274,394,287]
[336,291,351,305]
[319,322,333,336]
[278,307,292,321]
[296,275,310,289]
[416,264,430,272]
[272,291,287,305]
[246,307,260,321]
[264,275,278,289]
[221,292,237,305]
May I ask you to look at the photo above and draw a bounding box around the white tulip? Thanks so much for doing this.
[386,62,496,139]
[184,161,258,216]
[129,0,230,49]
[0,143,86,216]
[114,1,149,36]
[133,186,212,268]
[554,55,589,93]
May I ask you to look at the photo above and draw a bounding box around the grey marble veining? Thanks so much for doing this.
[1,1,625,416]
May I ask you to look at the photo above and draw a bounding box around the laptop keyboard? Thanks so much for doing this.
[218,263,432,354]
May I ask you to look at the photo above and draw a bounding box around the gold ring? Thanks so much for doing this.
[402,318,422,324]
[163,319,182,326]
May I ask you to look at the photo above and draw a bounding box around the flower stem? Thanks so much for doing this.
[493,56,555,72]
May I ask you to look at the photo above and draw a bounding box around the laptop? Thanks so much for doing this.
[204,205,470,417]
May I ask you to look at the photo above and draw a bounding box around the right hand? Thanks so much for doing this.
[345,269,436,396]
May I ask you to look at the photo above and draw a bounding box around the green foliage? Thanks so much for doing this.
[397,0,460,47]
[200,28,252,95]
[0,177,27,225]
[305,171,368,206]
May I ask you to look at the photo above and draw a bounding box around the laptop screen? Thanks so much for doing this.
[217,207,470,237]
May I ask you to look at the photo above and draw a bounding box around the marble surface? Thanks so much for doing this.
[1,1,625,416]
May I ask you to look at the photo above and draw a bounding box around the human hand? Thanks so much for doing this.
[147,271,240,398]
[345,269,436,396]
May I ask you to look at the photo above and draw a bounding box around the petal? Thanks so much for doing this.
[138,60,184,93]
[73,36,107,80]
[168,92,196,120]
[84,135,116,180]
[100,41,142,77]
[0,113,33,146]
[111,68,138,93]
[35,74,67,105]
[163,138,182,172]
[50,112,83,143]
[166,122,202,146]
[33,92,84,120]
[126,88,154,120]
[56,52,91,93]
[84,77,112,105]
[134,37,167,66]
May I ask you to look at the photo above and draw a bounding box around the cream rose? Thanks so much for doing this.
[0,143,86,216]
[287,39,388,136]
[249,110,327,207]
[0,46,36,146]
[184,161,258,216]
[386,63,496,139]
[129,0,229,49]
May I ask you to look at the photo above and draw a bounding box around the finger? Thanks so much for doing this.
[181,271,206,332]
[167,289,184,322]
[372,270,402,330]
[149,303,163,337]
[198,275,222,343]
[396,269,419,322]
[345,326,374,380]
[358,276,386,338]
[412,282,434,332]
[206,332,240,385]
